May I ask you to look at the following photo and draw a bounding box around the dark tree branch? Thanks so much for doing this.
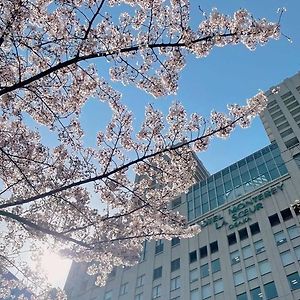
[0,32,236,96]
[0,112,248,210]
[0,210,93,249]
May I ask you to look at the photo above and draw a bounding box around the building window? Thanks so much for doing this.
[280,250,294,266]
[228,233,237,245]
[214,279,224,294]
[171,258,180,272]
[280,208,293,221]
[271,110,283,119]
[237,292,248,300]
[291,107,300,116]
[250,222,260,235]
[268,100,277,107]
[190,289,199,300]
[190,268,198,283]
[294,153,300,168]
[285,137,299,149]
[246,265,257,281]
[152,284,161,299]
[291,199,300,215]
[274,115,286,125]
[200,263,209,278]
[250,287,263,300]
[281,91,293,99]
[135,293,143,300]
[233,270,244,286]
[295,114,300,124]
[189,250,197,263]
[104,290,112,300]
[242,245,252,259]
[238,228,249,241]
[254,240,265,254]
[287,272,300,290]
[295,246,300,260]
[259,260,271,275]
[289,95,299,108]
[136,274,145,287]
[171,197,181,209]
[119,282,128,295]
[211,258,221,273]
[202,284,211,299]
[140,240,148,262]
[171,237,180,247]
[277,121,289,131]
[274,231,287,246]
[230,250,240,265]
[170,276,180,291]
[210,241,218,253]
[286,98,299,107]
[153,267,162,280]
[155,240,164,254]
[280,128,293,138]
[287,225,300,239]
[199,246,208,258]
[263,281,278,299]
[268,213,280,226]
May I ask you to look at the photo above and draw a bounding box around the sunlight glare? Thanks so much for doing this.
[40,250,72,288]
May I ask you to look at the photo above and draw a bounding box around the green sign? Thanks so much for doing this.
[200,183,283,230]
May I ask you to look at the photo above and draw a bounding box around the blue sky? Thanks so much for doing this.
[79,1,300,174]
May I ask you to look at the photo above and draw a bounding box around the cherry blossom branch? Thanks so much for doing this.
[0,179,24,196]
[0,110,252,210]
[0,255,37,286]
[0,32,241,96]
[80,0,106,43]
[0,209,181,248]
[0,210,94,249]
[0,147,37,191]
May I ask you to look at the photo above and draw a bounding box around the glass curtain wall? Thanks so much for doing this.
[187,143,288,221]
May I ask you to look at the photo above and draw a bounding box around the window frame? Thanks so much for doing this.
[189,250,197,264]
[287,272,300,290]
[199,246,208,258]
[211,258,221,273]
[233,270,244,286]
[155,240,164,254]
[170,276,181,291]
[200,263,209,278]
[119,282,128,295]
[263,281,278,299]
[171,258,180,272]
[280,250,294,266]
[152,284,161,299]
[230,250,241,265]
[210,241,219,253]
[153,266,162,281]
[136,274,145,287]
[250,222,260,235]
[171,237,180,247]
[258,259,271,275]
[274,230,287,246]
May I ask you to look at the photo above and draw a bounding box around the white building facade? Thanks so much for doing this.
[64,74,300,300]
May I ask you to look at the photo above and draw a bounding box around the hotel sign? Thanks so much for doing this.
[199,183,284,230]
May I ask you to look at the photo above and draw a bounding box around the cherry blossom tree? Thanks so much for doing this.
[0,0,283,298]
